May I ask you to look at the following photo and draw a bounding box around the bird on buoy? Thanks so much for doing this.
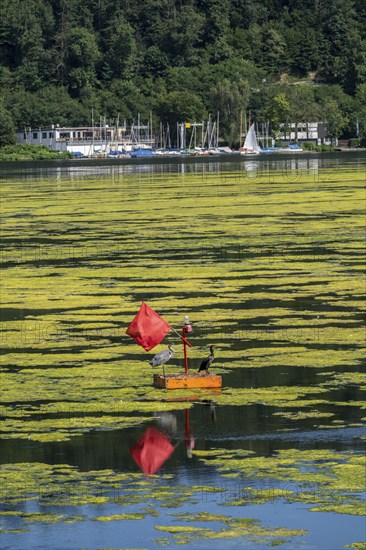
[198,345,215,375]
[149,344,175,367]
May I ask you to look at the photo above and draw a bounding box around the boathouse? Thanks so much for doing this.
[16,123,154,156]
[278,122,335,145]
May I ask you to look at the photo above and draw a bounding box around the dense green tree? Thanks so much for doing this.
[141,46,170,78]
[0,99,16,146]
[320,99,348,142]
[266,92,291,136]
[109,80,153,120]
[230,0,269,28]
[155,90,206,128]
[283,25,320,76]
[319,0,363,92]
[260,27,287,76]
[199,0,230,43]
[210,79,250,146]
[353,84,366,141]
[99,18,137,81]
[228,28,253,59]
[287,85,319,124]
[0,0,54,89]
[52,0,94,31]
[4,86,89,128]
[197,0,234,62]
[160,6,205,66]
[0,0,363,144]
[64,27,100,96]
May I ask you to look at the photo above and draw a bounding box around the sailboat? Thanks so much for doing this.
[240,123,261,155]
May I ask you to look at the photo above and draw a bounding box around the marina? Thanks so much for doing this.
[16,115,341,159]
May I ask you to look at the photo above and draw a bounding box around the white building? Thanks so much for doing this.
[16,124,154,156]
[278,122,335,145]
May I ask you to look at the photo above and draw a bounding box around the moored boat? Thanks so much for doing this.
[239,123,261,155]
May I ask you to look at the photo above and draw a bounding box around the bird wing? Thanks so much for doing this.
[198,358,208,371]
[150,349,171,366]
[149,353,161,366]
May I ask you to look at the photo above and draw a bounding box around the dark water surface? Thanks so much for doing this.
[1,150,365,180]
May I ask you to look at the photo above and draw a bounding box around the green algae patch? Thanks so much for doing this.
[310,503,365,515]
[229,488,294,506]
[1,166,366,547]
[273,411,334,421]
[170,536,192,545]
[154,538,171,546]
[0,510,69,524]
[1,167,366,444]
[94,513,145,521]
[0,461,151,507]
[190,485,227,494]
[318,372,366,388]
[155,526,210,534]
[22,512,66,524]
[213,385,328,408]
[0,511,26,516]
[194,447,366,514]
[345,543,366,549]
[0,461,231,529]
[154,516,307,546]
[0,365,190,442]
[171,512,230,523]
[190,449,226,457]
[2,413,153,443]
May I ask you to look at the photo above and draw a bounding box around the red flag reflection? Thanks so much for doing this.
[129,427,174,474]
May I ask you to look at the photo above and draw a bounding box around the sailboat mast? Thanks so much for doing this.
[91,108,95,156]
[240,110,243,148]
[217,111,219,148]
[150,110,153,147]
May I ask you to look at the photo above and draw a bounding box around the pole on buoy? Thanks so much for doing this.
[182,316,192,375]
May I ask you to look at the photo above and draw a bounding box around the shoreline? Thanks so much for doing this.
[1,147,365,163]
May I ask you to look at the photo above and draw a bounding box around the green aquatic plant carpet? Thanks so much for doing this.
[1,162,365,548]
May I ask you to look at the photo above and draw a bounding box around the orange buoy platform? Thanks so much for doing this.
[154,373,222,390]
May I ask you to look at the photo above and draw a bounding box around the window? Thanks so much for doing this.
[23,133,26,139]
[42,132,47,139]
[33,132,38,139]
[49,132,53,138]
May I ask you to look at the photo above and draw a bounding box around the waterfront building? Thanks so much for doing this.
[278,122,335,145]
[16,122,154,156]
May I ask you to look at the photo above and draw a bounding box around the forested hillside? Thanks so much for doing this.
[1,0,366,145]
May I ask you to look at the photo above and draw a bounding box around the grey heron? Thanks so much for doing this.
[149,344,175,368]
[198,345,215,374]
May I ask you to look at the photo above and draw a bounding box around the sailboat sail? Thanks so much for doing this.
[243,124,261,153]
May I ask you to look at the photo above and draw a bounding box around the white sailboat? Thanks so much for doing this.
[240,123,261,155]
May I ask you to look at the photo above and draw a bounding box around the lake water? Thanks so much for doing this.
[1,152,365,549]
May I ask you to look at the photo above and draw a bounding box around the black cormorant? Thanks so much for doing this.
[198,345,215,374]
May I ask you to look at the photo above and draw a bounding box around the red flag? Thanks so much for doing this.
[129,427,174,474]
[126,302,171,351]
